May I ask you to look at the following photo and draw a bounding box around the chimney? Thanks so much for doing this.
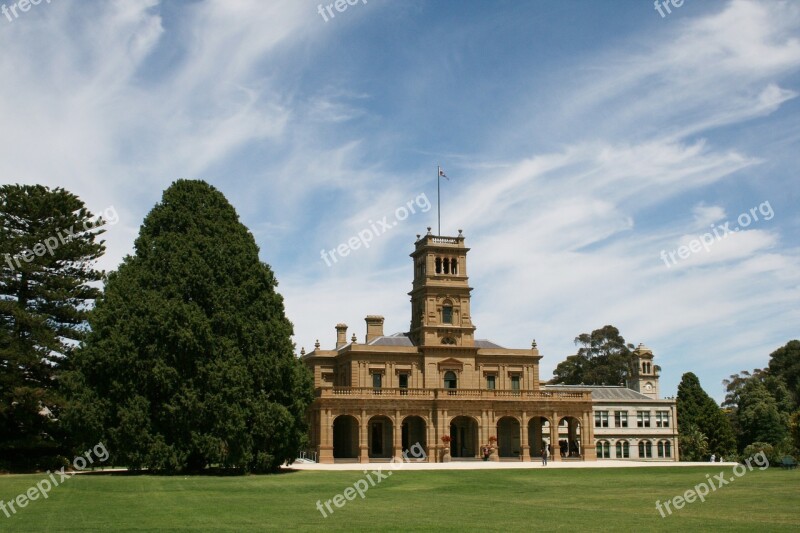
[365,315,385,344]
[335,323,348,348]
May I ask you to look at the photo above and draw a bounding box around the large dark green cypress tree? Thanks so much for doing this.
[677,372,736,459]
[72,180,313,473]
[0,184,105,470]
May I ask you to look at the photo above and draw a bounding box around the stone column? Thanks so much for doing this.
[532,418,543,457]
[582,411,597,460]
[427,411,435,462]
[520,411,530,462]
[480,409,488,449]
[549,412,560,462]
[393,410,403,461]
[318,409,334,464]
[439,408,448,462]
[567,417,577,457]
[359,410,369,463]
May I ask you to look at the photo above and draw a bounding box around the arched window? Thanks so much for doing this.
[444,371,457,389]
[443,258,450,274]
[596,440,610,459]
[442,305,453,324]
[658,440,672,458]
[435,257,442,274]
[616,440,630,458]
[451,258,458,275]
[638,440,653,458]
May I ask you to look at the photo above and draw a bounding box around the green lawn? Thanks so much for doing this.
[0,466,798,531]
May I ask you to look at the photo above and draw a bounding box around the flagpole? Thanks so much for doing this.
[437,165,441,236]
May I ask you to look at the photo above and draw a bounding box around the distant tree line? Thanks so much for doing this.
[551,325,799,462]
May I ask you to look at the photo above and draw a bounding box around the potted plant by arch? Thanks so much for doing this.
[441,435,452,462]
[488,436,499,462]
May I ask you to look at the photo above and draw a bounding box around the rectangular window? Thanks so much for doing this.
[615,411,628,428]
[399,373,408,395]
[372,373,382,389]
[594,411,609,428]
[656,411,670,428]
[637,412,651,428]
[486,375,496,390]
[510,375,520,391]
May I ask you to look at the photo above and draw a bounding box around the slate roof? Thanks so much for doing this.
[544,385,655,400]
[367,333,415,347]
[366,334,505,349]
[475,339,505,349]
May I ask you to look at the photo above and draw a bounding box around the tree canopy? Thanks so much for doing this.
[720,340,799,457]
[69,180,313,473]
[767,340,800,409]
[0,184,106,470]
[676,372,736,460]
[551,325,636,385]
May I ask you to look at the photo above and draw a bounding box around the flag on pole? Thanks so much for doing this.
[439,167,448,180]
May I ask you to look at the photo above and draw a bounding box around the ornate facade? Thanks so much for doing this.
[302,230,677,463]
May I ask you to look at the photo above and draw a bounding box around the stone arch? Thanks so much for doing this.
[527,416,552,458]
[496,416,521,458]
[557,415,582,458]
[401,415,427,454]
[449,415,479,458]
[332,414,359,459]
[367,415,394,459]
[596,439,611,459]
[638,439,654,459]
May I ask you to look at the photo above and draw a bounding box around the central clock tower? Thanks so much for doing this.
[408,228,476,347]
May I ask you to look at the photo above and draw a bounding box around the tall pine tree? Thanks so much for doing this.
[677,372,736,459]
[0,185,105,470]
[71,180,312,473]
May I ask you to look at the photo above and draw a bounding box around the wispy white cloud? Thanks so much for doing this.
[0,0,797,404]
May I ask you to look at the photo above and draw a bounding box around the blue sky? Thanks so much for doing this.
[1,0,798,401]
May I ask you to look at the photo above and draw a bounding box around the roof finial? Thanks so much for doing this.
[351,333,357,344]
[314,339,320,349]
[531,339,537,349]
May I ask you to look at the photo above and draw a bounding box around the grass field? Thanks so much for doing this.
[0,466,798,531]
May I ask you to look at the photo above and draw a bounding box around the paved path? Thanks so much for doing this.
[287,460,737,471]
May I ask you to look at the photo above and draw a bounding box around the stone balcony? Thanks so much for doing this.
[315,387,591,401]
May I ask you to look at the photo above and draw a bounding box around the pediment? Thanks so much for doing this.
[437,358,464,370]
